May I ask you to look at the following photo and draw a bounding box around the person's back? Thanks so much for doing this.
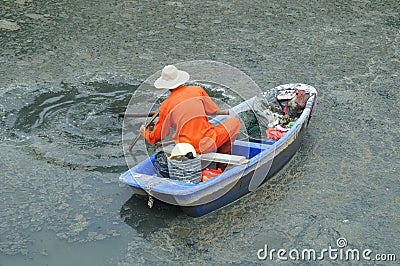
[161,85,219,153]
[141,65,240,157]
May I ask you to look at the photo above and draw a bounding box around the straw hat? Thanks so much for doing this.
[154,65,190,90]
[170,143,197,158]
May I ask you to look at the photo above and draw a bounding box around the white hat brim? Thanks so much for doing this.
[154,70,190,90]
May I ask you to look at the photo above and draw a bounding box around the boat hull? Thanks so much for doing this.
[180,120,306,217]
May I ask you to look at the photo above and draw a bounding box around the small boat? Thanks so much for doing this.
[119,83,317,217]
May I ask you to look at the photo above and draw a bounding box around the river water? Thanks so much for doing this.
[1,0,399,265]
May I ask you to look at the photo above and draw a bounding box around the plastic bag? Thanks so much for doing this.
[201,168,223,182]
[153,151,170,178]
[266,128,286,141]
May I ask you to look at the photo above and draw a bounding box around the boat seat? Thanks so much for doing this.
[199,153,249,165]
[161,145,249,165]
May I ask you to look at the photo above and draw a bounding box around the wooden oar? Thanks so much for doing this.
[128,111,159,151]
[118,112,156,118]
[120,109,229,118]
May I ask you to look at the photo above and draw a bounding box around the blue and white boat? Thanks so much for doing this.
[119,83,317,217]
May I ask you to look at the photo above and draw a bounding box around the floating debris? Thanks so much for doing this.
[0,20,21,31]
[166,1,184,8]
[25,13,44,20]
[175,23,187,30]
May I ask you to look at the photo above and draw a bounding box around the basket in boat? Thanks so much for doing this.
[167,157,201,184]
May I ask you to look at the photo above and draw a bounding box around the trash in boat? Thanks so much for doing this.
[251,97,284,126]
[276,89,296,101]
[241,95,288,138]
[295,90,309,109]
[201,168,223,182]
[154,151,170,178]
[277,89,310,117]
[275,125,288,132]
[266,127,286,141]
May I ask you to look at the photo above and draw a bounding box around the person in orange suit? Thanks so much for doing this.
[140,65,240,156]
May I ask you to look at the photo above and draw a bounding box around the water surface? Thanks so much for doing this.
[1,0,399,265]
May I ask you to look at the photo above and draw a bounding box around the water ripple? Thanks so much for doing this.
[4,80,136,173]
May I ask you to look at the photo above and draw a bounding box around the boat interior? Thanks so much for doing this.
[130,85,315,182]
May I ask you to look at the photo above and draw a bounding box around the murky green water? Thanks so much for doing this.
[1,0,399,265]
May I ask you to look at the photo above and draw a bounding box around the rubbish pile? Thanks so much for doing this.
[241,88,310,140]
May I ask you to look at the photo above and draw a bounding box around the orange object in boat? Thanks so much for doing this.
[201,168,223,182]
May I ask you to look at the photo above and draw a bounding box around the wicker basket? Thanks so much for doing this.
[167,157,201,184]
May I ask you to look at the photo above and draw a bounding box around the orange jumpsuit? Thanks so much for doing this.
[144,85,240,154]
